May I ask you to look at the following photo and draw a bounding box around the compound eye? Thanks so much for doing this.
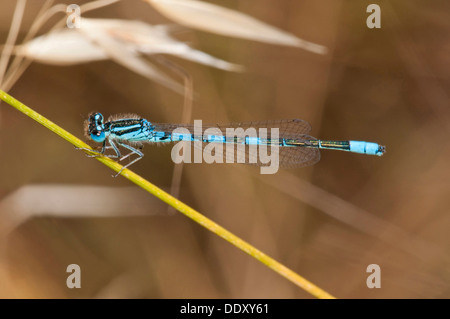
[90,130,106,143]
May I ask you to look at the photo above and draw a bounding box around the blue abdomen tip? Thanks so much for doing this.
[349,141,385,156]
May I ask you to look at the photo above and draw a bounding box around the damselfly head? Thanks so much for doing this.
[85,112,106,143]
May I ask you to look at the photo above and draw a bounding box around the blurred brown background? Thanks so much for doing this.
[0,0,449,298]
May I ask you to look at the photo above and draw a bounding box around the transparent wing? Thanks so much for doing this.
[152,119,321,168]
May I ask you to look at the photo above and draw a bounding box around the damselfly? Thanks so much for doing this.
[81,112,385,176]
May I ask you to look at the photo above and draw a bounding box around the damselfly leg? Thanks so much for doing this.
[77,140,144,177]
[114,142,145,177]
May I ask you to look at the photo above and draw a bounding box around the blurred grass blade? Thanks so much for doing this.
[0,185,168,236]
[146,0,327,54]
[17,30,108,65]
[0,89,335,299]
[18,18,243,92]
[81,0,121,11]
[1,0,120,92]
[80,18,243,71]
[0,0,26,88]
[19,0,122,59]
[79,27,186,94]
